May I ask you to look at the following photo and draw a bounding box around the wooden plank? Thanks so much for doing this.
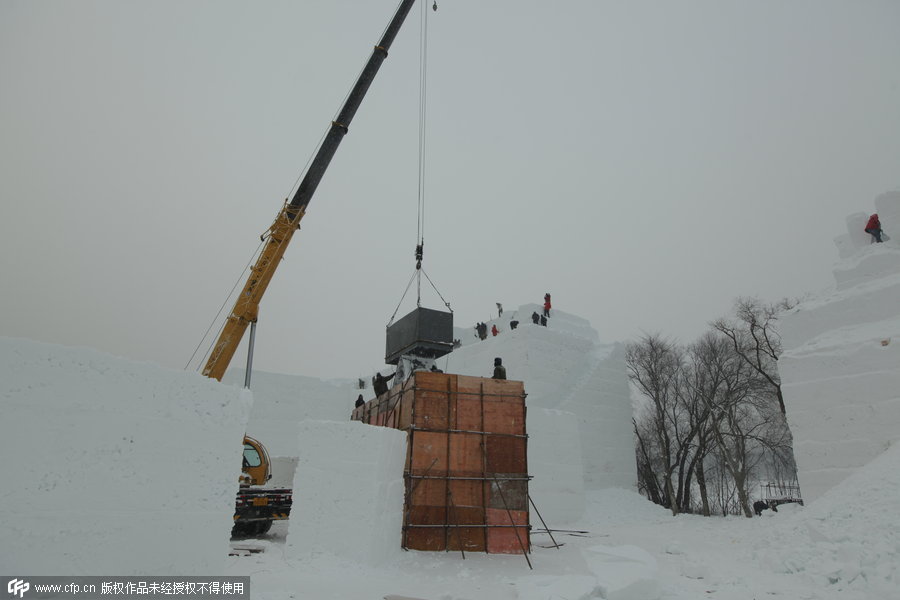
[483,397,525,435]
[486,508,530,554]
[448,432,483,475]
[489,476,528,511]
[410,431,447,472]
[486,435,527,473]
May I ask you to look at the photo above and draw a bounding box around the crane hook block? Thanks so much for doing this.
[433,1,437,11]
[415,243,424,270]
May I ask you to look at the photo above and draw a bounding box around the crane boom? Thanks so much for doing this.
[203,0,419,381]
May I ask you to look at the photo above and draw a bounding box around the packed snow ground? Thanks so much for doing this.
[3,196,900,599]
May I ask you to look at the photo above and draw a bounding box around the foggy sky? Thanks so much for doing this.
[2,0,899,381]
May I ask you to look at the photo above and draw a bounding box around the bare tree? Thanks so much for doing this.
[694,332,772,518]
[712,297,796,414]
[626,335,684,514]
[633,417,665,506]
[626,334,707,516]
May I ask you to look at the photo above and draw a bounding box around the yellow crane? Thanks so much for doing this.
[199,0,422,537]
[203,0,419,381]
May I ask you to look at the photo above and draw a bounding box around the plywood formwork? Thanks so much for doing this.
[351,371,530,554]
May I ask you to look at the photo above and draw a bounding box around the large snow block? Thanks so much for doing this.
[286,420,407,566]
[0,337,252,575]
[223,368,359,458]
[528,408,585,526]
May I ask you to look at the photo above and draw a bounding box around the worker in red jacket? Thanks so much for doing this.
[543,293,552,318]
[865,214,884,243]
[491,324,499,337]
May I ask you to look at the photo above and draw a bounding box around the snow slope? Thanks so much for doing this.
[780,191,900,503]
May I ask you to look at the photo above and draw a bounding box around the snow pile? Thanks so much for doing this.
[751,442,900,598]
[0,337,251,575]
[780,191,900,502]
[285,421,407,566]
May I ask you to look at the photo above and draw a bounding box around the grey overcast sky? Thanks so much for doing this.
[1,1,898,381]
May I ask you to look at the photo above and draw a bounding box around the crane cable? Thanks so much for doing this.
[388,0,451,326]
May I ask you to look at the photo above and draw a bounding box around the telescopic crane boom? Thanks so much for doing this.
[203,0,419,381]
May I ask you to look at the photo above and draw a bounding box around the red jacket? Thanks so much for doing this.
[866,214,881,230]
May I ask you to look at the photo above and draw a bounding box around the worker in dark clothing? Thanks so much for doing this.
[509,320,519,330]
[373,371,396,397]
[355,394,365,408]
[540,314,547,327]
[492,357,507,380]
[531,312,540,325]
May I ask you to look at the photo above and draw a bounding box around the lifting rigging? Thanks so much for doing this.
[384,0,454,375]
[388,0,451,326]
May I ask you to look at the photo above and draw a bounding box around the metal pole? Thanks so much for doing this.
[492,475,533,569]
[528,494,561,550]
[244,321,257,389]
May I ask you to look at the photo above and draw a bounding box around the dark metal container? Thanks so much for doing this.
[385,307,454,365]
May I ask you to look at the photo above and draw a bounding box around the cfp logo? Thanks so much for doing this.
[7,579,29,599]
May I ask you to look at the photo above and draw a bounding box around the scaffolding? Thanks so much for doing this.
[352,371,530,554]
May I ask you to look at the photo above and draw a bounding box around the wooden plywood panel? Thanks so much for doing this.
[448,479,484,508]
[488,476,528,511]
[412,373,456,431]
[486,508,530,554]
[446,506,486,552]
[397,388,413,429]
[448,433,484,476]
[455,375,484,431]
[481,378,525,398]
[410,431,448,472]
[408,477,447,507]
[414,393,450,430]
[483,397,525,435]
[447,526,486,552]
[485,435,527,474]
[404,527,446,551]
[407,504,447,526]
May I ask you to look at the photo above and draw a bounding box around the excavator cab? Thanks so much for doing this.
[240,435,271,487]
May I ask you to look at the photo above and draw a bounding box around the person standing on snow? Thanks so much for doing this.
[543,293,552,318]
[865,213,885,243]
[491,324,499,337]
[492,357,507,380]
